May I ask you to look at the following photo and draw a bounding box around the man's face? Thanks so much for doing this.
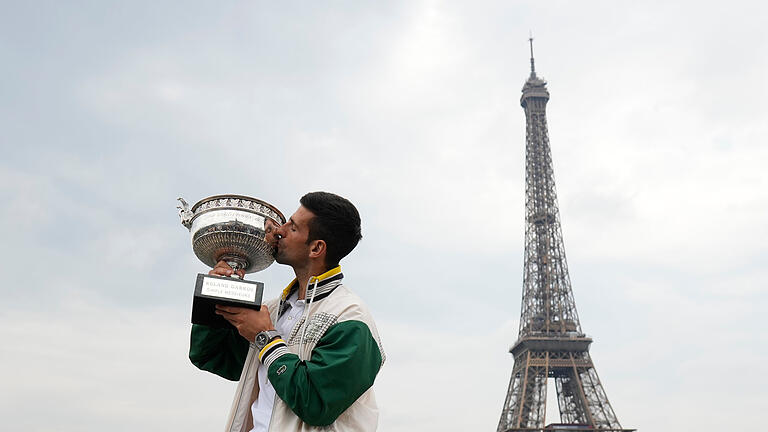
[274,205,315,267]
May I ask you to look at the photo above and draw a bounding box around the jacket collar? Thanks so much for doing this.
[280,265,344,303]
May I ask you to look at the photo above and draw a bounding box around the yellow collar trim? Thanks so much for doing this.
[281,266,342,300]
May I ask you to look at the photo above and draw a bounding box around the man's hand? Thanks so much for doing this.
[209,260,246,279]
[215,304,275,343]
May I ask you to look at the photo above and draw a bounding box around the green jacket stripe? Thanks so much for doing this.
[266,320,383,426]
[189,324,249,381]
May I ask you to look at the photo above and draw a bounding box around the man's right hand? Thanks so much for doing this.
[209,260,246,279]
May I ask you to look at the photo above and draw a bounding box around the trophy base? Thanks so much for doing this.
[192,273,264,328]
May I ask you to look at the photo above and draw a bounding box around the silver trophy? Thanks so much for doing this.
[178,194,286,327]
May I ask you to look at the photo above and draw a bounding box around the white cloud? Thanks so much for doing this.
[0,302,235,431]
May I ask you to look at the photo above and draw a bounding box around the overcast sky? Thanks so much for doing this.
[1,1,766,431]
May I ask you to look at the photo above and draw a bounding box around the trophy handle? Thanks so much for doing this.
[177,197,194,229]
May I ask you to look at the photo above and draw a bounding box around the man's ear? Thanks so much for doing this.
[308,239,327,260]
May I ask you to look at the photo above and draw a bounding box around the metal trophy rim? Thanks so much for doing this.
[189,194,286,224]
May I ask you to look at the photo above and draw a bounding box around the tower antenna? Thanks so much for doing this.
[528,32,536,75]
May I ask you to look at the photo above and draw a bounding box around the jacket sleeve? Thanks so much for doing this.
[188,324,250,381]
[259,320,383,426]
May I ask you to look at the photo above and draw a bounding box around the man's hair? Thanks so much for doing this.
[300,191,362,268]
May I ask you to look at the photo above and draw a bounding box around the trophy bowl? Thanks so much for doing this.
[178,194,286,274]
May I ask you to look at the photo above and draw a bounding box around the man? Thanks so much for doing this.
[189,191,385,432]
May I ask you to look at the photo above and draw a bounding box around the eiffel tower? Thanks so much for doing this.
[496,39,634,432]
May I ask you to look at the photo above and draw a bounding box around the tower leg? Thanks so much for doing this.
[574,354,622,429]
[553,352,623,430]
[497,351,549,432]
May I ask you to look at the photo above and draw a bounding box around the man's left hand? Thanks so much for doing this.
[215,304,274,342]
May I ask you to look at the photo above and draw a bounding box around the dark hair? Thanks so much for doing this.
[300,191,362,268]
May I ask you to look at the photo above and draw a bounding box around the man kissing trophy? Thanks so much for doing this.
[177,195,286,328]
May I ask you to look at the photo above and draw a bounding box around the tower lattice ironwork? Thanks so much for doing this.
[496,39,634,432]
